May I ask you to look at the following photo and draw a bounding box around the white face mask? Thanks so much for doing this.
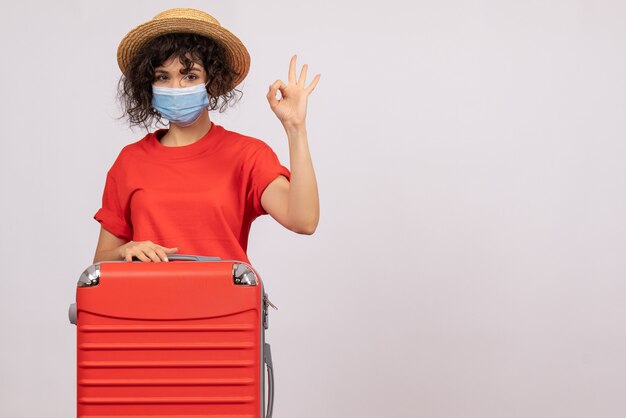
[151,81,210,127]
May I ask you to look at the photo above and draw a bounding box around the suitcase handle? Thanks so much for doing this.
[131,254,222,262]
[265,342,275,418]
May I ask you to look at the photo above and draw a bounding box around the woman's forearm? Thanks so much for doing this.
[283,123,320,234]
[93,245,126,263]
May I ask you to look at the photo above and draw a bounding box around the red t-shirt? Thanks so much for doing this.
[93,122,291,264]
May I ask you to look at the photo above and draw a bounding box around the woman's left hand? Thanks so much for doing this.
[267,54,320,129]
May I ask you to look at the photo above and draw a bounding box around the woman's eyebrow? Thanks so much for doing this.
[154,67,202,74]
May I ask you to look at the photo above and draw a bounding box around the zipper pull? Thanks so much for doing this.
[264,294,278,310]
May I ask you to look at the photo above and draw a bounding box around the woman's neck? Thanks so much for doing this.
[159,111,212,147]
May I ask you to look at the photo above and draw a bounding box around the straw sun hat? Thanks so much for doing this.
[117,8,250,91]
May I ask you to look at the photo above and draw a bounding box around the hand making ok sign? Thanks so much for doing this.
[267,54,321,129]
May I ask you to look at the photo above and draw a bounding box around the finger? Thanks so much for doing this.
[155,248,169,262]
[145,248,161,262]
[269,79,285,92]
[305,74,321,95]
[267,80,284,107]
[298,64,308,86]
[164,247,179,253]
[267,84,278,107]
[133,251,150,263]
[288,54,297,84]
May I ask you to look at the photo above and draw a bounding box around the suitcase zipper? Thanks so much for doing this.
[264,294,278,310]
[263,294,277,330]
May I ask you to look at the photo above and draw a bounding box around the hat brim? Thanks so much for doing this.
[117,17,250,94]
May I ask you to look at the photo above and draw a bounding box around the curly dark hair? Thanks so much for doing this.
[116,32,244,131]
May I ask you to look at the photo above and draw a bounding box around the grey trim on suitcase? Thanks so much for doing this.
[265,342,275,418]
[261,283,276,418]
[233,263,259,286]
[161,254,221,262]
[261,282,266,418]
[68,303,76,325]
[77,263,101,287]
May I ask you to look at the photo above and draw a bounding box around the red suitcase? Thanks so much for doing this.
[69,254,276,418]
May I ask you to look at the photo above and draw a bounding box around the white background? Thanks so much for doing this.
[1,1,626,417]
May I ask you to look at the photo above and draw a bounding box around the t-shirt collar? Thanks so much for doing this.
[144,122,225,160]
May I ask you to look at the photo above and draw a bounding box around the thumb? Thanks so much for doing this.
[164,247,179,253]
[267,80,283,107]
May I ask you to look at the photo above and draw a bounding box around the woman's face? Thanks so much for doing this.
[153,53,208,88]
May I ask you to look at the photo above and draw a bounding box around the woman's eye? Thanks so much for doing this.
[153,74,199,82]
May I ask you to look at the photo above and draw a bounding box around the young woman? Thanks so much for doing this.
[92,8,320,264]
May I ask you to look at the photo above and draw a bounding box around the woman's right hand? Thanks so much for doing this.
[119,241,179,262]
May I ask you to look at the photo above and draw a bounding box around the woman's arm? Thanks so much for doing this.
[261,124,319,234]
[93,226,179,263]
[93,226,128,263]
[264,54,321,234]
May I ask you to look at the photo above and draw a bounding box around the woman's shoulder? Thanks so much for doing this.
[220,126,275,154]
[108,132,152,172]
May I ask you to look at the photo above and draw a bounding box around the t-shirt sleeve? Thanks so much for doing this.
[93,169,133,240]
[248,142,291,217]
